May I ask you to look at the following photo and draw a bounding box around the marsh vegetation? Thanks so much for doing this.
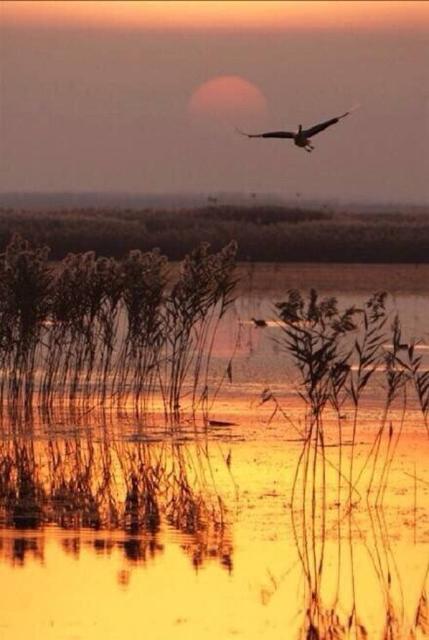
[0,240,427,639]
[1,204,428,262]
[269,289,429,639]
[0,235,237,418]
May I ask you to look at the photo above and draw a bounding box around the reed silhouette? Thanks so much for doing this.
[259,288,429,638]
[0,241,427,633]
[0,411,232,572]
[0,235,237,421]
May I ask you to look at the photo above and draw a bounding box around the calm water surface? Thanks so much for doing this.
[1,264,428,640]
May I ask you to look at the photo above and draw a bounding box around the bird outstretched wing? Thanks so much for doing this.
[302,108,356,138]
[236,127,295,139]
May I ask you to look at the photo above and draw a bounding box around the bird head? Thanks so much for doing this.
[298,124,303,134]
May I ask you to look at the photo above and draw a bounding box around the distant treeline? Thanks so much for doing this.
[0,205,428,262]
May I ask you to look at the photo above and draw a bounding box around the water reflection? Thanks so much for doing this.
[0,535,44,566]
[1,264,429,638]
[0,403,427,637]
[0,412,233,575]
[290,499,428,639]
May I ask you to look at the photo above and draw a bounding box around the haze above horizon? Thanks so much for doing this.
[0,1,428,204]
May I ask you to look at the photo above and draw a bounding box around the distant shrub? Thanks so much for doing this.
[0,205,428,262]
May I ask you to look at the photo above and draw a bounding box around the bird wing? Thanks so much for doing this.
[236,127,295,139]
[302,111,351,138]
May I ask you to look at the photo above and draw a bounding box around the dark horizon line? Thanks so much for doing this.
[0,190,427,208]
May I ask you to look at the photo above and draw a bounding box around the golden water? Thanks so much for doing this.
[1,264,428,640]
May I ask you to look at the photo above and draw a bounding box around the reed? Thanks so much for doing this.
[164,241,237,420]
[274,287,429,504]
[117,248,167,410]
[0,235,51,412]
[0,235,237,421]
[273,288,428,639]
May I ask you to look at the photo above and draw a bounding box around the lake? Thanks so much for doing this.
[1,263,428,640]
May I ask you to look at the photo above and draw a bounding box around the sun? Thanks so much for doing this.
[188,75,267,124]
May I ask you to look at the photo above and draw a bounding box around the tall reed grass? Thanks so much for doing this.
[271,288,429,639]
[0,235,237,420]
[274,288,428,505]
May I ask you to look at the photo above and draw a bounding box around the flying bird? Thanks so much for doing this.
[251,317,268,328]
[237,107,358,153]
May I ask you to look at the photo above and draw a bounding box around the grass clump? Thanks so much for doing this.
[0,235,237,420]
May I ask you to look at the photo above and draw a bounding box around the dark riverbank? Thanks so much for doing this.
[1,204,428,262]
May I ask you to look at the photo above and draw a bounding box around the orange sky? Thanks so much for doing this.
[2,0,429,31]
[1,0,428,202]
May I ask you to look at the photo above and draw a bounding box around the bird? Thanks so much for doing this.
[251,317,267,328]
[236,107,358,153]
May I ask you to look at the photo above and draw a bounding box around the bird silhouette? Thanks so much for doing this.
[251,317,267,328]
[237,107,358,152]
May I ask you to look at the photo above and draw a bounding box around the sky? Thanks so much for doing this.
[1,1,428,204]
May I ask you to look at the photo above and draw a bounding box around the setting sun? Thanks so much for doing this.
[188,76,268,123]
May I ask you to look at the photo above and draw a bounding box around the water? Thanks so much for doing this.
[1,263,428,640]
